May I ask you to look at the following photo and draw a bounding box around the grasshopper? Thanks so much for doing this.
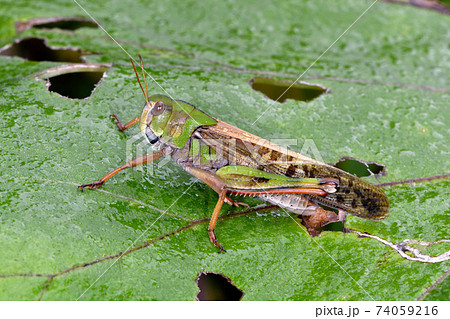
[80,57,389,251]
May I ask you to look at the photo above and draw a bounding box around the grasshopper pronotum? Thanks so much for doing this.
[80,57,389,252]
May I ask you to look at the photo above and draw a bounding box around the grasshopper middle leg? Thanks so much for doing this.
[79,148,169,190]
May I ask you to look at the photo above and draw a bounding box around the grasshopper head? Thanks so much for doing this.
[139,95,217,149]
[131,56,217,148]
[139,94,174,145]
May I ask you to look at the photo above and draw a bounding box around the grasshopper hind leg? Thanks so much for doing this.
[207,191,249,253]
[208,190,227,253]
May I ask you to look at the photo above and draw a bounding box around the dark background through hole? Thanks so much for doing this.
[48,72,104,99]
[32,19,97,31]
[249,77,328,103]
[0,38,84,62]
[196,272,243,301]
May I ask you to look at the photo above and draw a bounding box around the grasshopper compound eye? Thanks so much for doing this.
[151,101,165,116]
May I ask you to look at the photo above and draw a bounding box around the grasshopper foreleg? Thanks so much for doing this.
[111,114,140,131]
[79,148,170,190]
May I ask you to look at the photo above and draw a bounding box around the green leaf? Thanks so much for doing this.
[0,0,448,300]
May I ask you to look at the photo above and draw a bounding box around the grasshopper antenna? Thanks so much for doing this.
[139,54,149,102]
[130,56,149,103]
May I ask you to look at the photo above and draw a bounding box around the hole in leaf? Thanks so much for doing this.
[36,64,111,99]
[48,72,104,99]
[15,17,98,33]
[322,220,344,232]
[195,271,243,301]
[334,157,386,178]
[0,37,86,63]
[249,76,329,103]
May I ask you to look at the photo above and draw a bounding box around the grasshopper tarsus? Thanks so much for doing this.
[209,230,226,253]
[79,181,104,191]
[110,114,126,131]
[224,195,249,208]
[110,114,140,131]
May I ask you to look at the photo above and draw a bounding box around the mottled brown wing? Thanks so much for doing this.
[196,120,389,220]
